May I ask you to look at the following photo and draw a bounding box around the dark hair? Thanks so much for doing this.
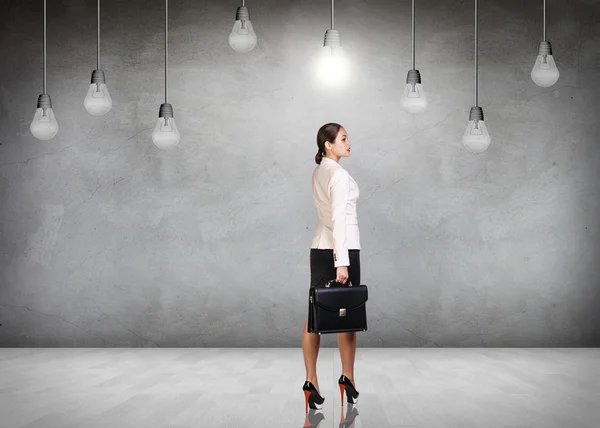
[315,123,342,164]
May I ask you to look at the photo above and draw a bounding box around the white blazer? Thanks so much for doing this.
[310,157,360,267]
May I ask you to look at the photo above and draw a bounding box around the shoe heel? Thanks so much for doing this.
[339,383,346,406]
[304,390,311,413]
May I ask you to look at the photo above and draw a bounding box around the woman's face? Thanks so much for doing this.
[326,127,351,159]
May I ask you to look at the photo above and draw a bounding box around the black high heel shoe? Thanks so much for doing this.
[303,381,325,413]
[338,375,359,406]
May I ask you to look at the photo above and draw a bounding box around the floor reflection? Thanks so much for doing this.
[302,403,359,428]
[339,403,359,428]
[303,408,325,428]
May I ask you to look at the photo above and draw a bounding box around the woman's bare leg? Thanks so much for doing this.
[337,331,357,383]
[302,317,321,393]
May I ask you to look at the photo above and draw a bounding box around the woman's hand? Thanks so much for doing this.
[336,266,349,284]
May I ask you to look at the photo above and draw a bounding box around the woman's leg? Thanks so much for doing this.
[302,317,321,393]
[303,249,334,394]
[338,249,360,383]
[338,331,357,382]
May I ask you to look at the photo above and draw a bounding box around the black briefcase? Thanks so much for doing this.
[308,280,368,334]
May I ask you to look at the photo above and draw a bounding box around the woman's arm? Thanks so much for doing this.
[329,169,350,268]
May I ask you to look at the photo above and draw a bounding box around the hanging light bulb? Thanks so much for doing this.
[228,1,257,53]
[531,42,559,87]
[317,30,349,85]
[531,1,559,87]
[31,94,59,140]
[462,106,491,153]
[462,0,491,153]
[401,71,427,114]
[401,0,427,115]
[316,0,349,86]
[31,0,59,140]
[84,0,112,116]
[85,70,112,116]
[152,104,180,150]
[153,0,180,150]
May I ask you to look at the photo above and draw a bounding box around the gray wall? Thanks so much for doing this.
[1,0,599,347]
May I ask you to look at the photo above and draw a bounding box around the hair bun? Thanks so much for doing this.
[315,151,323,164]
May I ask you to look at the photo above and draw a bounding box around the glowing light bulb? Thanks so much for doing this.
[30,94,59,140]
[316,29,349,86]
[531,41,559,87]
[152,117,180,150]
[84,70,112,116]
[228,6,257,53]
[401,70,428,115]
[152,103,180,150]
[531,54,559,87]
[462,107,491,153]
[531,55,559,87]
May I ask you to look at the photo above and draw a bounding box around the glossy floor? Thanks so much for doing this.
[0,348,598,428]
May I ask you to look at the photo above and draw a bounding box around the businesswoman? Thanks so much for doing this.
[302,123,361,412]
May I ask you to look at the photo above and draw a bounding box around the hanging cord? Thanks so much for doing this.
[474,0,478,106]
[242,0,245,6]
[331,0,334,29]
[43,0,46,94]
[97,0,100,70]
[165,0,168,104]
[411,0,415,70]
[543,0,546,41]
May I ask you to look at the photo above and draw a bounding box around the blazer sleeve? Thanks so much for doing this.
[329,169,350,267]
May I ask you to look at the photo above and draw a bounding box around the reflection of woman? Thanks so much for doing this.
[302,123,361,411]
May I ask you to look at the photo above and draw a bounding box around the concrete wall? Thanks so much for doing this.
[1,0,599,347]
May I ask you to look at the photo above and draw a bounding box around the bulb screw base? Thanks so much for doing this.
[324,29,341,47]
[538,40,552,55]
[37,93,52,109]
[91,69,107,84]
[469,106,484,121]
[159,103,174,118]
[406,69,422,84]
[235,6,250,21]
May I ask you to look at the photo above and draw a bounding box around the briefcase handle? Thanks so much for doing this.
[324,279,353,288]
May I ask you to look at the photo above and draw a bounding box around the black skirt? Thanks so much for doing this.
[310,249,361,288]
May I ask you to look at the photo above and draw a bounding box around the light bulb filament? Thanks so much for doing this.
[160,117,173,131]
[407,83,420,98]
[539,55,552,70]
[236,19,250,35]
[39,108,51,122]
[92,83,106,99]
[470,120,483,135]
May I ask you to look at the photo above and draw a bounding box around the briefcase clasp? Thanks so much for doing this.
[339,308,346,317]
